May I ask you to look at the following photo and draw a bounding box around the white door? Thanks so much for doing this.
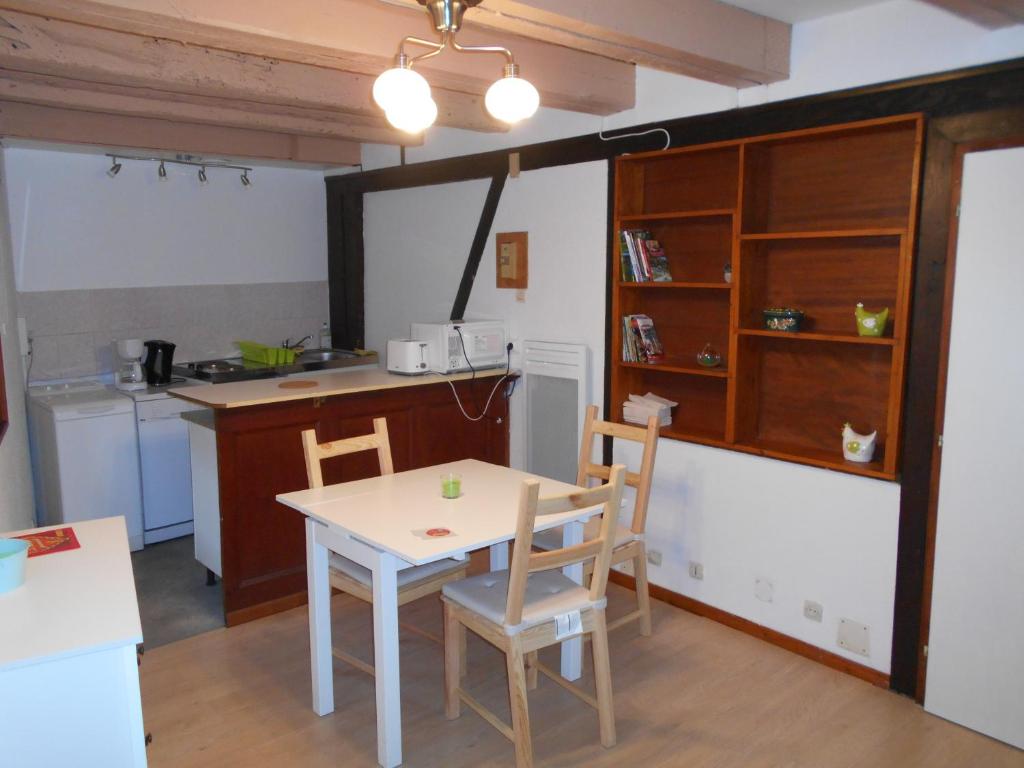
[924,147,1024,749]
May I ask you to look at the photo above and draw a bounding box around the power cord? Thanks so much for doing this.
[440,337,515,423]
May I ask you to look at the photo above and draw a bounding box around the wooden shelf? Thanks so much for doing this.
[620,281,732,290]
[739,228,904,241]
[737,329,897,346]
[733,438,894,480]
[620,209,734,223]
[618,360,728,378]
[611,115,923,479]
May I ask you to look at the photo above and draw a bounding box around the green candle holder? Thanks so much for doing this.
[440,472,462,499]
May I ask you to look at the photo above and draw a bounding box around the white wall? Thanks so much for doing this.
[360,1,1024,673]
[6,148,328,291]
[0,152,35,532]
[365,162,608,469]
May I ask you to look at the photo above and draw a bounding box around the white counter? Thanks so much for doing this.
[0,517,147,767]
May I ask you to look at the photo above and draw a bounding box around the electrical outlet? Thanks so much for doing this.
[804,600,823,622]
[837,618,870,657]
[687,561,703,580]
[647,550,663,567]
[755,578,774,603]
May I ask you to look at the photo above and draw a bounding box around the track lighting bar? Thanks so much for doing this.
[105,154,254,186]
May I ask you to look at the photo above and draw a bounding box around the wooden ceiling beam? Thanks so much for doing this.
[385,0,791,87]
[0,0,636,115]
[0,9,503,133]
[918,0,1024,28]
[0,70,420,145]
[0,100,362,165]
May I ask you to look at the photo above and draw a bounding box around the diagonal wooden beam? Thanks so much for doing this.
[0,0,636,115]
[918,0,1024,28]
[0,9,503,132]
[384,0,791,87]
[0,69,420,145]
[0,100,362,165]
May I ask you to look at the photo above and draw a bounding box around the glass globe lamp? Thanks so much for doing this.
[373,58,431,112]
[485,64,540,124]
[385,95,439,134]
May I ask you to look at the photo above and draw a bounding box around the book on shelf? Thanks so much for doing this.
[618,229,672,283]
[622,314,664,363]
[623,392,677,427]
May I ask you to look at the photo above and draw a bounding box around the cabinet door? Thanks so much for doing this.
[138,414,194,532]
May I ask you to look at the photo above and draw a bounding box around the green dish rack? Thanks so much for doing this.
[236,341,297,366]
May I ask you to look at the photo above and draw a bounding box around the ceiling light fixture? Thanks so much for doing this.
[103,154,253,187]
[373,0,539,134]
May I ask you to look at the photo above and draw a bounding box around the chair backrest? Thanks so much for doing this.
[576,405,658,535]
[300,417,394,489]
[504,464,626,627]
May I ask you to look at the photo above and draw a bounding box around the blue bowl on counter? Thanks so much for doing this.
[0,538,29,594]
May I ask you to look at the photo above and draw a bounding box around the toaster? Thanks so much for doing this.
[387,339,431,375]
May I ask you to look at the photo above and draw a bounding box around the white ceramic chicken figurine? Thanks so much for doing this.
[842,422,877,463]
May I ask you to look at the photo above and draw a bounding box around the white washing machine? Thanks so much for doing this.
[27,381,144,551]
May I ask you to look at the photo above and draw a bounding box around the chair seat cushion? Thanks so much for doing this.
[329,553,466,591]
[442,569,606,636]
[532,523,637,552]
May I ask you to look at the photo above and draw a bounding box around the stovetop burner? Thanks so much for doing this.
[173,358,279,384]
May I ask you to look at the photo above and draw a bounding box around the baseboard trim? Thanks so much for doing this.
[608,571,890,689]
[226,591,307,627]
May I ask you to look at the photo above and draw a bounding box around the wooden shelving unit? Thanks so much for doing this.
[611,116,924,480]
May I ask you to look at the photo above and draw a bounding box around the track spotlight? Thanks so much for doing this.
[105,154,251,188]
[158,161,168,181]
[198,166,208,184]
[240,170,252,187]
[107,158,122,178]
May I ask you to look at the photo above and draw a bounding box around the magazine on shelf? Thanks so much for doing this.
[644,239,673,282]
[621,314,664,363]
[619,228,669,282]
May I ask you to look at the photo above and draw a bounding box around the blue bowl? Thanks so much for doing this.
[0,538,29,594]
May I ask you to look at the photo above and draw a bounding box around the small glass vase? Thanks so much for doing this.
[697,342,722,368]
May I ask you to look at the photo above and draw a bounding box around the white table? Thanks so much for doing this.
[0,517,147,767]
[276,458,600,768]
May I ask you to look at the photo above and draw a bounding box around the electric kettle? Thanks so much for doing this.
[143,340,176,386]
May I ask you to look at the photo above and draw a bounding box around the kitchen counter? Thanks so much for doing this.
[0,517,146,767]
[167,368,509,409]
[169,367,516,626]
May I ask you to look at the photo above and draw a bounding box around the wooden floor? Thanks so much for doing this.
[140,583,1023,768]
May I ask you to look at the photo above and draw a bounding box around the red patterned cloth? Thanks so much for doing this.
[14,527,81,558]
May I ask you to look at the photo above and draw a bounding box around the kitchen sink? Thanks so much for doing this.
[296,348,358,363]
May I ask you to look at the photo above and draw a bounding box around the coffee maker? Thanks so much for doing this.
[114,338,147,391]
[143,340,176,386]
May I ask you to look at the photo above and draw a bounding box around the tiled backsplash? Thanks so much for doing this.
[18,281,329,382]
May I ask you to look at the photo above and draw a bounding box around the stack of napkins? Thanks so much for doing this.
[623,392,677,427]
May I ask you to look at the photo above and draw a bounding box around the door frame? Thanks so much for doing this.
[912,133,1024,702]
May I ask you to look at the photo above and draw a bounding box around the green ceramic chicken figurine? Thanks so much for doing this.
[855,303,889,337]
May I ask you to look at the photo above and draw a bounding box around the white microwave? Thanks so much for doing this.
[410,320,508,374]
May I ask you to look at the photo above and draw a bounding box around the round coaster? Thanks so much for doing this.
[278,380,318,389]
[426,528,451,537]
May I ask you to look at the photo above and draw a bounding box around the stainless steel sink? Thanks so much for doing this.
[296,348,357,363]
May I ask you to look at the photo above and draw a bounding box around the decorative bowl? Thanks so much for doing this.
[762,308,804,333]
[0,538,29,594]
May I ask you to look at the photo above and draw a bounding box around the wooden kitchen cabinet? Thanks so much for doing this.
[611,115,923,479]
[189,374,512,625]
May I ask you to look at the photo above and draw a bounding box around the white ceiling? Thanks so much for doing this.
[722,0,890,23]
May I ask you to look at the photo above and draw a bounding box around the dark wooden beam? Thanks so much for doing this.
[450,174,507,323]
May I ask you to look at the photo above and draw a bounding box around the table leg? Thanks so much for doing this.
[306,518,334,715]
[561,519,584,681]
[371,551,403,768]
[489,541,509,571]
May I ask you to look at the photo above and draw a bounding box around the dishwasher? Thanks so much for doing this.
[127,389,207,545]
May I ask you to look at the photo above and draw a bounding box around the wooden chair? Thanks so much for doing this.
[300,417,469,676]
[533,405,659,635]
[441,465,627,768]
